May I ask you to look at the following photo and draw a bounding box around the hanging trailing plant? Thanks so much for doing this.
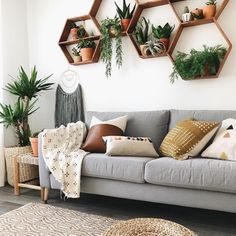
[100,16,123,78]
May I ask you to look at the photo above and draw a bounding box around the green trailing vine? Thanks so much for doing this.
[100,16,123,78]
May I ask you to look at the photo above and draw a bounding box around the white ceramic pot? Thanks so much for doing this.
[182,13,192,22]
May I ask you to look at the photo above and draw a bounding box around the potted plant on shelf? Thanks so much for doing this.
[142,38,166,57]
[170,45,227,83]
[100,16,123,78]
[191,8,204,20]
[30,131,41,157]
[69,22,79,40]
[152,23,175,50]
[0,66,53,185]
[182,6,193,22]
[77,24,88,38]
[72,46,82,63]
[78,39,96,62]
[133,17,150,56]
[203,0,217,19]
[115,0,136,31]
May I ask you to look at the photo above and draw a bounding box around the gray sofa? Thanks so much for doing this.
[39,110,236,213]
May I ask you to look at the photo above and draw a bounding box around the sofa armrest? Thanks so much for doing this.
[38,132,51,188]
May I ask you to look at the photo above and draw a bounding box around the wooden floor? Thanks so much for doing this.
[0,185,235,236]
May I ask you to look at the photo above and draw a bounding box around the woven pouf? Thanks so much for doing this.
[103,218,197,236]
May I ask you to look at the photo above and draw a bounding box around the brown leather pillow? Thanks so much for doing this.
[82,124,123,153]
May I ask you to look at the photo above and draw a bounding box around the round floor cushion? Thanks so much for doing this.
[102,218,197,236]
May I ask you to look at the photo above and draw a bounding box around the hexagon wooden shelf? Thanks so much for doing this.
[58,0,232,81]
[58,14,101,65]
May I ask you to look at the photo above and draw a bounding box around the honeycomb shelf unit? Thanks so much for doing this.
[58,0,232,80]
[58,14,101,65]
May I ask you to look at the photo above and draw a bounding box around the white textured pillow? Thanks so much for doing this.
[103,136,159,157]
[202,118,236,161]
[90,116,127,132]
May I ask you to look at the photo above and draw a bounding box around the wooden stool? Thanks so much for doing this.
[13,153,45,201]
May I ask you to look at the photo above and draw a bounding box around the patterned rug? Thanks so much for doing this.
[0,203,118,236]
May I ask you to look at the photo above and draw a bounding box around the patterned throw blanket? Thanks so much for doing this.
[42,121,87,198]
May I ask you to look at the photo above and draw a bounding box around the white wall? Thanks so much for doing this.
[19,0,236,133]
[1,0,29,146]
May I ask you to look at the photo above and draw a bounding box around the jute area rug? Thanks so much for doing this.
[0,203,118,236]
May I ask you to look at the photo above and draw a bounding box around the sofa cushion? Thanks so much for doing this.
[169,110,236,130]
[82,153,154,183]
[144,157,236,193]
[85,110,170,151]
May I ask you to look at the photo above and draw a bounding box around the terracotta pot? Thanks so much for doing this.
[203,5,216,19]
[73,55,82,63]
[30,137,38,157]
[70,28,78,40]
[159,38,170,50]
[80,48,94,61]
[121,19,131,31]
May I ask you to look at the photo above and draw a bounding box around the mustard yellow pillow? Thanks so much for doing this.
[159,120,219,160]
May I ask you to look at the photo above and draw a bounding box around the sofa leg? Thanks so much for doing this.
[41,187,45,201]
[43,188,49,204]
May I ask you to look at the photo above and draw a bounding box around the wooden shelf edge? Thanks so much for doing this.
[140,53,168,59]
[181,18,214,27]
[59,35,100,46]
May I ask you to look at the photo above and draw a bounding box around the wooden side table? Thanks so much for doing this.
[13,153,45,201]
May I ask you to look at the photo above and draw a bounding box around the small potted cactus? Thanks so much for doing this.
[203,0,217,19]
[182,6,193,22]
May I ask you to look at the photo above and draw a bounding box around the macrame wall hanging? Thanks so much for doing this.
[55,68,84,127]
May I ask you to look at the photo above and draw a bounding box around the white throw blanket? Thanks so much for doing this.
[42,121,87,198]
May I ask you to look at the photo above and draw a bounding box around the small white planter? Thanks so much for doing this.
[182,13,192,22]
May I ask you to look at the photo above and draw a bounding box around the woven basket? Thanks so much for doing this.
[4,146,39,187]
[103,218,197,236]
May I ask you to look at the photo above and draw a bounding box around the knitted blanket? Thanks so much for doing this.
[42,121,87,198]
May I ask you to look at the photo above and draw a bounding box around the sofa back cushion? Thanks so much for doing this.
[169,110,236,130]
[85,110,170,151]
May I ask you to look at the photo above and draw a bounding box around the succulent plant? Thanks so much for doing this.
[191,8,204,19]
[183,6,190,14]
[72,46,80,56]
[152,23,175,39]
[115,0,136,19]
[142,39,166,56]
[134,17,150,45]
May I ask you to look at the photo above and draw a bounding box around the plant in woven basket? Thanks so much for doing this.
[170,45,227,83]
[100,16,123,78]
[0,66,53,146]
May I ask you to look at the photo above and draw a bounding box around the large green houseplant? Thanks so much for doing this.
[0,66,53,186]
[170,45,227,83]
[100,16,123,78]
[0,66,53,146]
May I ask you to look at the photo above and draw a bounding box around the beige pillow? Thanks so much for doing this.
[202,118,236,161]
[90,115,127,132]
[159,120,219,160]
[103,136,159,157]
